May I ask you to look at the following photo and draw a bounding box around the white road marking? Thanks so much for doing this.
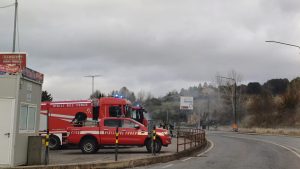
[269,141,300,158]
[197,139,214,157]
[161,164,174,168]
[181,157,193,162]
[223,135,300,159]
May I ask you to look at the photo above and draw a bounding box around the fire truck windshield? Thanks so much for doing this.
[131,108,145,124]
[109,106,122,117]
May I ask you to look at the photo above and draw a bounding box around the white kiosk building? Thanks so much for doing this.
[0,53,43,167]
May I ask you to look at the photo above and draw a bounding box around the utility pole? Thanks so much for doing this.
[207,93,210,130]
[216,76,238,132]
[84,75,101,95]
[12,0,18,52]
[166,110,169,124]
[234,81,237,130]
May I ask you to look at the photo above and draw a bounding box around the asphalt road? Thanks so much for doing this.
[49,137,179,164]
[134,131,300,169]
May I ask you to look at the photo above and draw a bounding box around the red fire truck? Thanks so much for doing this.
[67,117,171,154]
[39,97,150,150]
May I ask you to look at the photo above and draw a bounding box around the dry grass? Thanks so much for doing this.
[238,127,300,137]
[217,126,300,137]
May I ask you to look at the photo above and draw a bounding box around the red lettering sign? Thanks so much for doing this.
[0,53,26,70]
[0,64,20,73]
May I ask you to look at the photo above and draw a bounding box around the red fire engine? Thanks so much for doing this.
[39,97,150,149]
[67,117,171,154]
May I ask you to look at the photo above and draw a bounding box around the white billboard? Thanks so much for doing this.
[180,96,193,110]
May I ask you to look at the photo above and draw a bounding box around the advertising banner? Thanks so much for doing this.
[0,53,26,71]
[180,96,193,110]
[22,67,44,84]
[0,64,21,73]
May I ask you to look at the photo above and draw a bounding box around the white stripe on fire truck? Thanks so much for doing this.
[50,102,91,105]
[60,119,72,122]
[46,113,93,121]
[137,131,148,135]
[80,131,99,134]
[40,110,47,113]
[70,130,150,136]
[97,131,149,135]
[49,114,74,119]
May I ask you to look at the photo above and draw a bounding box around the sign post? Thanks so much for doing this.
[115,127,119,161]
[152,126,156,156]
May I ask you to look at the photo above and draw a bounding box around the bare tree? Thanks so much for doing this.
[137,90,146,102]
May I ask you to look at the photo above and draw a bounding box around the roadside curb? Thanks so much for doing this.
[9,141,207,169]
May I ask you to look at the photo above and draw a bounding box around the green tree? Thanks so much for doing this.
[41,90,53,101]
[246,82,262,94]
[119,87,136,102]
[90,90,105,99]
[263,78,289,95]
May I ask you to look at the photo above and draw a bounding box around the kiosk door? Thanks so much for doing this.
[0,98,15,165]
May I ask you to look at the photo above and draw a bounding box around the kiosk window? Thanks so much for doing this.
[27,107,36,130]
[19,105,28,130]
[19,104,36,132]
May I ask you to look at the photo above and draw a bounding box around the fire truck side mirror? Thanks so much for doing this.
[134,124,140,129]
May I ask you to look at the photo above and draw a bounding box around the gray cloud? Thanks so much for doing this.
[1,0,300,99]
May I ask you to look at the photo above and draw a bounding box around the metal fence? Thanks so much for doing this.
[176,128,206,152]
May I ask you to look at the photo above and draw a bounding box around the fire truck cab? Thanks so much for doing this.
[67,117,171,154]
[131,106,150,127]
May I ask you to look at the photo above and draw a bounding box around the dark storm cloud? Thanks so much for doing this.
[1,0,300,99]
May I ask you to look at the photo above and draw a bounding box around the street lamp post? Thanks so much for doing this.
[265,41,300,49]
[85,75,102,95]
[217,76,238,132]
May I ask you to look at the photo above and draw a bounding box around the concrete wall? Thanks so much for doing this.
[0,75,19,167]
[13,77,42,166]
[0,75,18,98]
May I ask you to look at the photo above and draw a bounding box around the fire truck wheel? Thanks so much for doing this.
[146,139,162,153]
[49,135,61,150]
[80,138,98,154]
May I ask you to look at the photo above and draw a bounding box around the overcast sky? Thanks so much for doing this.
[1,0,300,100]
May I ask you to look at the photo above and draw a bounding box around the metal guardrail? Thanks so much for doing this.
[176,127,206,152]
